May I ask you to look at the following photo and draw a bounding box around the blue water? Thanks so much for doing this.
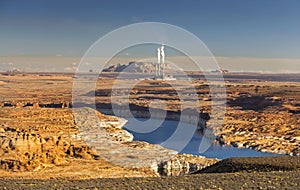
[123,118,278,159]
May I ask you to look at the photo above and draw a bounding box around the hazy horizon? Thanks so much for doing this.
[1,55,299,73]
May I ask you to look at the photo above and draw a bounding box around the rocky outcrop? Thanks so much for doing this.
[0,127,98,171]
[0,101,72,109]
[158,154,218,176]
[217,109,300,156]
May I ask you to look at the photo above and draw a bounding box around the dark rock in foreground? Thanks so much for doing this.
[194,156,300,173]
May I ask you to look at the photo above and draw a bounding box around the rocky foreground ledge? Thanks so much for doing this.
[1,156,299,189]
[0,107,217,178]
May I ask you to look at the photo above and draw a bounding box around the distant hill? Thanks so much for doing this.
[103,61,170,73]
[6,68,22,73]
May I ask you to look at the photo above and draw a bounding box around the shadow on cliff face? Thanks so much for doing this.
[95,102,210,122]
[227,95,282,111]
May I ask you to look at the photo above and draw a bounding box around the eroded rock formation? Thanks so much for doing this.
[0,107,218,176]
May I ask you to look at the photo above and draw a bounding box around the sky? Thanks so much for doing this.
[0,0,300,72]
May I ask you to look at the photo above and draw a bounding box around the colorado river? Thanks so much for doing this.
[123,118,278,159]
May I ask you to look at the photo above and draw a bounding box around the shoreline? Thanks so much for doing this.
[98,107,294,157]
[74,107,219,176]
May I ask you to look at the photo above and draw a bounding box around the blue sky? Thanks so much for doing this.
[0,0,300,59]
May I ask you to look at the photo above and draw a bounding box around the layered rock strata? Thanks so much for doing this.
[0,107,218,176]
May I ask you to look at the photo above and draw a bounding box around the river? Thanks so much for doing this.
[123,118,278,159]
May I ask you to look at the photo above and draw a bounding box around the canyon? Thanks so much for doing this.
[0,72,299,178]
